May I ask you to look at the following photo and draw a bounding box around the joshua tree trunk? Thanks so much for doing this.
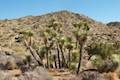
[43,38,49,68]
[53,55,57,68]
[35,50,43,65]
[29,37,32,46]
[46,49,49,68]
[88,55,92,60]
[59,44,68,68]
[68,49,71,67]
[75,41,78,49]
[57,45,61,69]
[49,50,53,68]
[24,40,42,66]
[76,44,83,74]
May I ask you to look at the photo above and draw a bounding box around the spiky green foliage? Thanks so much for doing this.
[37,46,47,60]
[25,55,32,64]
[86,43,118,59]
[113,41,120,52]
[15,29,34,43]
[71,50,79,62]
[86,42,119,73]
[72,22,90,74]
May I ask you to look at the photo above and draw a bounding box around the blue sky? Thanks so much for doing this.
[0,0,120,23]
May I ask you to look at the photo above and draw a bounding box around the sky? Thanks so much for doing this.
[0,0,120,23]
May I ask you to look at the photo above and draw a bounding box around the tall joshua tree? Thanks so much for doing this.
[76,32,88,74]
[73,22,90,74]
[47,18,64,68]
[51,31,62,69]
[57,36,68,68]
[65,38,74,67]
[39,28,51,68]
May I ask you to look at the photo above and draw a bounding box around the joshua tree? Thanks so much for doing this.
[16,30,42,66]
[76,33,88,74]
[53,55,57,68]
[39,26,59,68]
[26,30,34,46]
[56,43,61,68]
[47,19,68,68]
[57,36,68,68]
[37,46,48,66]
[65,38,74,67]
[73,22,90,74]
[18,30,34,46]
[47,18,62,32]
[49,54,58,69]
[44,19,62,68]
[39,29,50,68]
[39,19,63,68]
[49,30,62,69]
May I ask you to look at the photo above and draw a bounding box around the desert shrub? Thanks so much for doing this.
[113,41,120,52]
[71,50,79,62]
[25,55,32,63]
[69,62,76,71]
[86,43,118,59]
[81,72,99,80]
[91,55,103,68]
[86,42,119,73]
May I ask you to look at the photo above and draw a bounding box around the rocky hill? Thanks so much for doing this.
[0,11,119,52]
[0,10,120,80]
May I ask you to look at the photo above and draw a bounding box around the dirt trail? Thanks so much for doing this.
[48,69,76,80]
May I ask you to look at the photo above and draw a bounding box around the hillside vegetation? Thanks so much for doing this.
[0,10,120,80]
